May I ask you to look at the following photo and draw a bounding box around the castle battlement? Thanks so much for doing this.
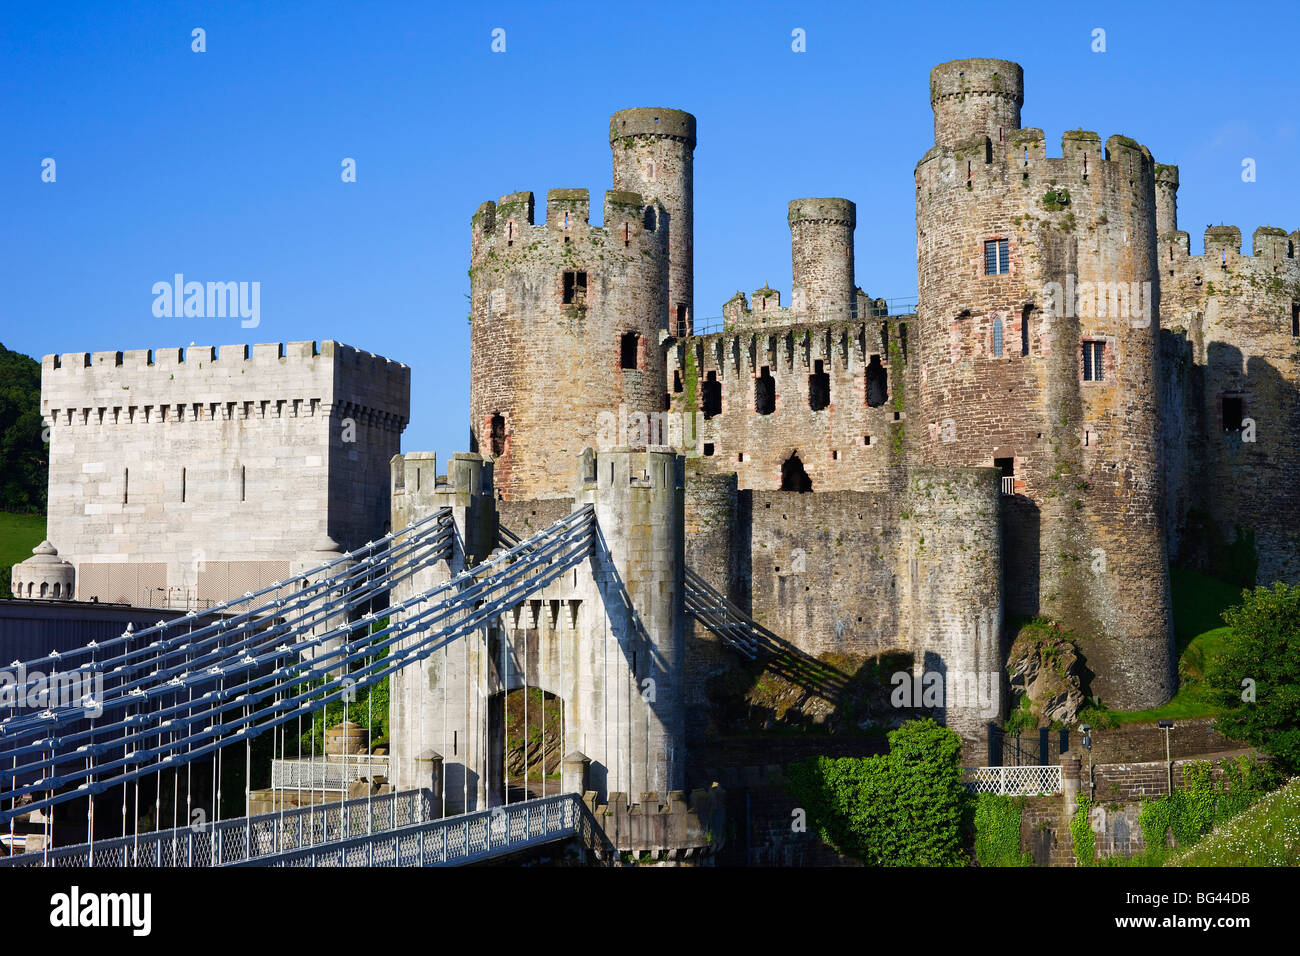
[471,188,664,254]
[41,339,409,431]
[918,128,1156,203]
[1161,224,1300,273]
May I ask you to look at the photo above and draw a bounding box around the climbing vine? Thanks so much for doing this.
[973,794,1033,866]
[1070,794,1096,866]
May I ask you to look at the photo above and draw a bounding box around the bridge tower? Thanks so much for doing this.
[387,446,687,811]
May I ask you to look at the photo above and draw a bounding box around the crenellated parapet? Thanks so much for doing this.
[41,340,410,435]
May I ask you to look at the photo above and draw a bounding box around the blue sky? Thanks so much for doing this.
[3,0,1296,460]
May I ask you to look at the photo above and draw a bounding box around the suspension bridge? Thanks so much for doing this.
[0,447,763,867]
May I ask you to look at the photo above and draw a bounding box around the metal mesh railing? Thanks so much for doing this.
[963,765,1062,796]
[271,756,390,791]
[0,788,433,868]
[233,792,589,868]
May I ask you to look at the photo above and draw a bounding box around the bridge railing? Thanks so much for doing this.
[270,756,390,792]
[0,788,434,868]
[232,792,603,867]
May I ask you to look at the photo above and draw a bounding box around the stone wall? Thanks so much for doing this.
[665,316,912,493]
[1159,222,1300,585]
[41,340,408,605]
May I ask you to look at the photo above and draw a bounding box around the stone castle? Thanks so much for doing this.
[15,58,1300,787]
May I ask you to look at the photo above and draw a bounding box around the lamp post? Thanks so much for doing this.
[1080,724,1093,799]
[1158,720,1175,794]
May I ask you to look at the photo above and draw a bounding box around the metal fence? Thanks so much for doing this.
[229,792,604,867]
[270,756,391,791]
[964,765,1062,796]
[0,788,433,868]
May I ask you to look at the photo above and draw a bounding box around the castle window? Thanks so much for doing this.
[490,414,506,456]
[507,221,514,246]
[703,443,715,457]
[123,468,129,504]
[984,238,1009,275]
[808,359,830,411]
[620,332,640,370]
[780,452,813,493]
[562,271,587,305]
[1292,302,1298,337]
[673,369,683,393]
[1222,395,1244,433]
[643,207,657,231]
[899,323,907,362]
[1082,340,1106,382]
[880,323,889,356]
[240,465,246,502]
[676,304,688,338]
[1021,305,1033,356]
[995,457,1015,495]
[992,317,1004,357]
[755,366,775,415]
[181,467,186,503]
[702,371,722,418]
[624,223,630,248]
[865,355,888,407]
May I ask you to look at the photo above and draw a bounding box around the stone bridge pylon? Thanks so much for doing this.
[387,446,686,814]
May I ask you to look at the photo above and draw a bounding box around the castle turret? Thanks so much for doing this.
[610,108,696,336]
[914,59,1174,711]
[1155,163,1179,236]
[930,58,1023,149]
[469,188,668,500]
[788,198,856,318]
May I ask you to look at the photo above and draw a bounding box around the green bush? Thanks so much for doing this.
[974,794,1033,866]
[787,719,967,866]
[1205,581,1300,772]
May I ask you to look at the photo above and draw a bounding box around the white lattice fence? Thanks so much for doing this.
[964,765,1061,796]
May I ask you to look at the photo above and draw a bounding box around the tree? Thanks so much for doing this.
[0,344,47,513]
[1206,582,1300,773]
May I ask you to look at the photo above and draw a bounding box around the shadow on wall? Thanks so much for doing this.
[1167,339,1299,586]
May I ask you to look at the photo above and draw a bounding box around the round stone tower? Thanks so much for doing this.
[788,198,857,318]
[469,188,668,501]
[1155,163,1179,236]
[609,108,696,335]
[913,58,1174,711]
[930,58,1023,149]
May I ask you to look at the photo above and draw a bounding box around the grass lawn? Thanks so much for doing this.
[0,511,47,597]
[0,511,45,565]
[1086,568,1244,726]
[1167,778,1300,866]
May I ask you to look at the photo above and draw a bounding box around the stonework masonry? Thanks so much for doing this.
[40,340,408,607]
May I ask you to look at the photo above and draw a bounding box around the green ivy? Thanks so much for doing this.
[974,794,1033,866]
[1136,756,1279,855]
[1070,794,1096,866]
[786,719,967,866]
